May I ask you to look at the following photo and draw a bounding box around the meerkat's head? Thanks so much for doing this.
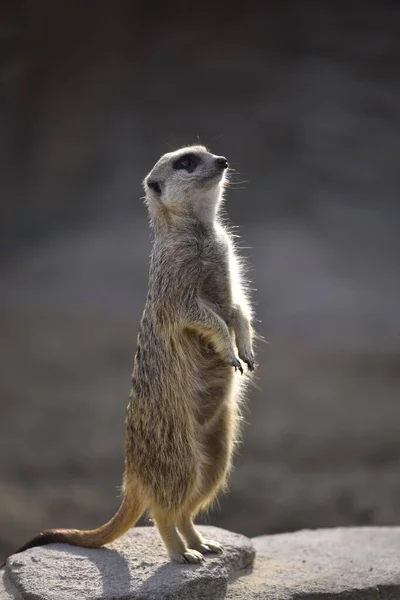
[143,145,228,223]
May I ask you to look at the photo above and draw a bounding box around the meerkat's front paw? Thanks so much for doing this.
[238,348,255,372]
[230,355,243,375]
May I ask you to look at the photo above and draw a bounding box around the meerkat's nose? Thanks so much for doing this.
[215,156,228,169]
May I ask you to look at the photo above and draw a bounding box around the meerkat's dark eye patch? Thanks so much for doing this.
[147,180,162,194]
[173,153,201,173]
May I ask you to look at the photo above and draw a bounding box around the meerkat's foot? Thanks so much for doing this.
[177,516,224,556]
[153,510,205,565]
[170,549,205,564]
[238,348,255,372]
[195,539,224,554]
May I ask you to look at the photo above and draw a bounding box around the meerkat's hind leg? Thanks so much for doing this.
[152,508,204,564]
[177,514,224,555]
[177,400,238,555]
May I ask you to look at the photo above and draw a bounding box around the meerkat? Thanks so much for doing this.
[5,145,255,565]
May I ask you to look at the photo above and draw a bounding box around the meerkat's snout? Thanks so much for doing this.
[215,156,228,170]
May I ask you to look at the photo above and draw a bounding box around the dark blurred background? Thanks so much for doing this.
[1,1,399,562]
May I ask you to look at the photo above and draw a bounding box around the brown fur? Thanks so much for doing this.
[6,145,255,565]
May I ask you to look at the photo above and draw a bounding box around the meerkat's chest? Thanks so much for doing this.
[200,241,233,314]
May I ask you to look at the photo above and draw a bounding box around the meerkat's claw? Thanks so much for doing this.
[170,549,204,564]
[185,549,205,563]
[231,357,243,375]
[198,539,224,554]
[246,358,255,372]
[170,552,187,564]
[239,350,255,372]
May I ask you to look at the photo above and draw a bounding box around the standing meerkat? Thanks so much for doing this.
[7,145,256,565]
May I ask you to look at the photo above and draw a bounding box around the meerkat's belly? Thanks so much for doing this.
[188,335,235,426]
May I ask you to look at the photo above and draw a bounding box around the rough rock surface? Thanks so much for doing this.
[2,527,400,599]
[228,527,400,599]
[3,526,254,600]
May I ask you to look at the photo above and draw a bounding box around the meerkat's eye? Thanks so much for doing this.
[147,180,162,194]
[173,153,200,173]
[178,157,192,169]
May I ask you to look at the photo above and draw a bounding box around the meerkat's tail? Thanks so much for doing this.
[4,493,145,566]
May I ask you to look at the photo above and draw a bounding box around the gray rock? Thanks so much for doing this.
[228,527,400,599]
[4,526,400,599]
[4,525,254,600]
[0,572,21,600]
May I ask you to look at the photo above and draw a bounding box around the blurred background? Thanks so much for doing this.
[1,1,399,562]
